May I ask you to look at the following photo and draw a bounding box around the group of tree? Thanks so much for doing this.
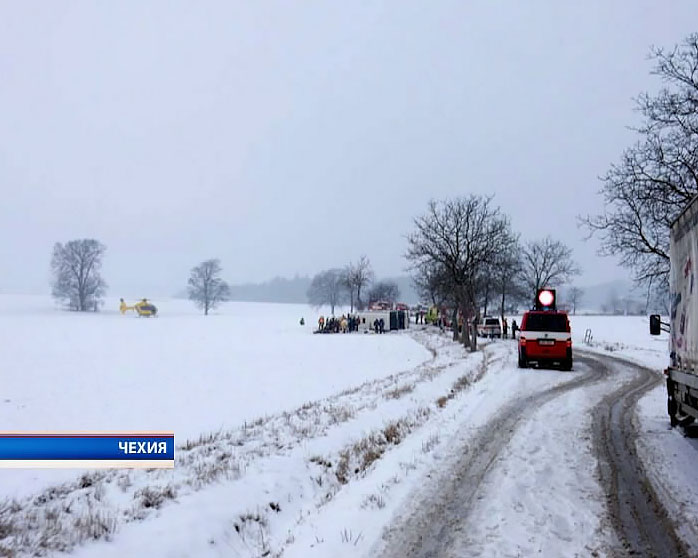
[406,196,580,351]
[404,32,698,343]
[48,239,398,318]
[49,209,579,326]
[50,240,231,316]
[582,33,698,305]
[306,256,403,314]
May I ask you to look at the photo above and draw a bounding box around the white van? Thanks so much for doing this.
[478,316,502,338]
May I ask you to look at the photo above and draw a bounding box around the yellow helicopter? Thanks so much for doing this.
[120,298,158,317]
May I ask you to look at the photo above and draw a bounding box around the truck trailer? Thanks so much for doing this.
[652,195,698,426]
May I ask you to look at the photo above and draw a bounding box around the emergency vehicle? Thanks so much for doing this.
[518,288,572,370]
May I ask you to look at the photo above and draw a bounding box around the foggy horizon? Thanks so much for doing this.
[2,2,698,297]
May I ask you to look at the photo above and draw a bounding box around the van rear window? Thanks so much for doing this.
[485,319,499,326]
[523,313,568,332]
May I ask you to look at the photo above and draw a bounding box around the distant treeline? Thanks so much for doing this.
[228,276,312,304]
[193,275,421,305]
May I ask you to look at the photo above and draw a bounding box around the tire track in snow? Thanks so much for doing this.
[378,355,608,558]
[591,355,689,558]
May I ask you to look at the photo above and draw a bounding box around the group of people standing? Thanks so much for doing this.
[316,315,361,334]
[314,314,388,334]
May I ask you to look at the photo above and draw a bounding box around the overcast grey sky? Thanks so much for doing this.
[1,1,697,296]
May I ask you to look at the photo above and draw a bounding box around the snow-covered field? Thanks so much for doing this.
[0,295,430,499]
[0,295,430,439]
[0,296,696,557]
[568,313,669,370]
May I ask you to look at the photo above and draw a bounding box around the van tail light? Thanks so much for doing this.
[566,339,572,347]
[520,337,526,346]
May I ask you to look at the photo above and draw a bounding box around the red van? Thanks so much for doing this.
[518,310,572,370]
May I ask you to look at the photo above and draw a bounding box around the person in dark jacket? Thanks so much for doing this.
[379,318,385,334]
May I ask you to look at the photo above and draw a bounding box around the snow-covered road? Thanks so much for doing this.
[377,352,614,557]
[591,358,687,557]
[375,351,689,558]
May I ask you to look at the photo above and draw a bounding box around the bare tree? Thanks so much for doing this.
[488,232,526,319]
[188,259,230,315]
[519,236,580,300]
[344,255,374,311]
[340,270,355,313]
[406,196,513,351]
[368,280,400,305]
[51,239,107,311]
[581,33,698,293]
[569,286,584,315]
[412,262,451,307]
[307,269,345,315]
